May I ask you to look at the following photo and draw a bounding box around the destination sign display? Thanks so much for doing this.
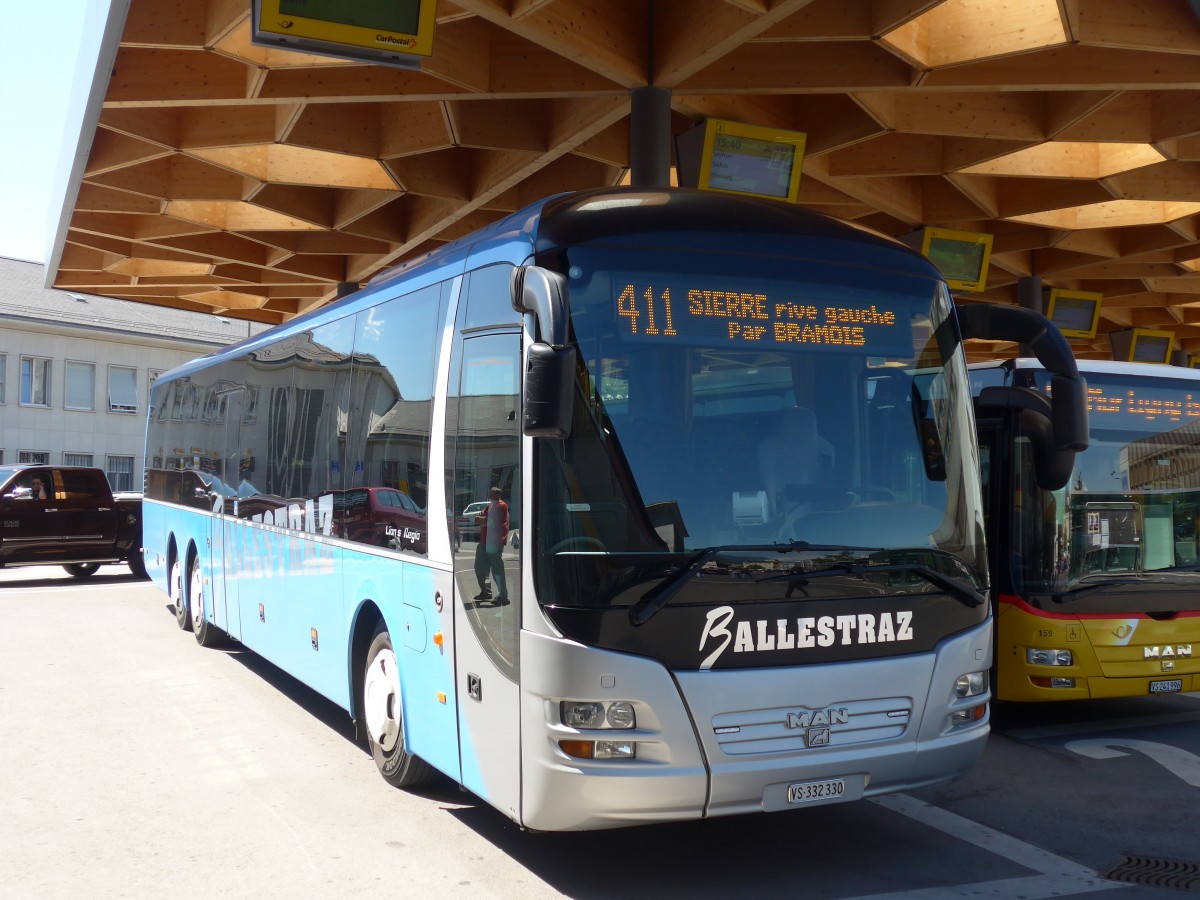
[613,277,914,355]
[1037,375,1200,431]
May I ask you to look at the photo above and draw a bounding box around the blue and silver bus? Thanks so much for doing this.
[142,187,1078,831]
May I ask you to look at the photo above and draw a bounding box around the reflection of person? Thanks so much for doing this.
[474,486,509,602]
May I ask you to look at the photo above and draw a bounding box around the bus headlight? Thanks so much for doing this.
[955,671,988,699]
[1027,648,1073,666]
[560,700,637,730]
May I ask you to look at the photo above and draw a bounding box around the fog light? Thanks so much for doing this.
[558,739,637,760]
[1031,676,1076,688]
[951,704,987,725]
[594,740,636,759]
[1027,648,1072,666]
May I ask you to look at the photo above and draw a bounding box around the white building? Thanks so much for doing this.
[0,256,268,489]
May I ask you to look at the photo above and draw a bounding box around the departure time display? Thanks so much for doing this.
[613,278,914,354]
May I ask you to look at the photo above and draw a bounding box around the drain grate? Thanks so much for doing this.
[1104,855,1200,891]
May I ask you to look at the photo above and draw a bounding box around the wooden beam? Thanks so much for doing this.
[824,133,946,176]
[920,45,1200,91]
[85,129,173,176]
[1072,0,1200,54]
[99,107,184,148]
[677,40,913,94]
[653,0,820,87]
[452,0,647,87]
[281,103,383,159]
[121,0,208,48]
[106,47,251,105]
[74,182,166,215]
[448,99,551,151]
[419,16,493,92]
[757,1,872,41]
[855,91,1046,140]
[1107,161,1200,202]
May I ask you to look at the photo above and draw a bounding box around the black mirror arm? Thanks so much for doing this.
[957,303,1089,453]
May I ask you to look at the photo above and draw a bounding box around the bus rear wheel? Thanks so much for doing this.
[189,556,221,647]
[362,627,434,788]
[170,557,190,630]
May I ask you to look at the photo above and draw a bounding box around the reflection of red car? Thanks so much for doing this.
[337,488,428,554]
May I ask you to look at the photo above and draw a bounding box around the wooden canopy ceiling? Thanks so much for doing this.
[51,0,1200,359]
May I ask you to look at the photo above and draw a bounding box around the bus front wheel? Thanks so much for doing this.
[362,627,434,788]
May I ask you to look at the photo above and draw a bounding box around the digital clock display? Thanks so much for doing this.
[613,277,914,355]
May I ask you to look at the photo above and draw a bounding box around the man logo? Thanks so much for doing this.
[786,707,848,748]
[806,726,831,748]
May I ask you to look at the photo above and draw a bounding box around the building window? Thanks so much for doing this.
[65,361,96,411]
[0,352,6,404]
[108,366,138,414]
[19,450,50,465]
[107,455,135,492]
[20,357,51,407]
[64,452,94,467]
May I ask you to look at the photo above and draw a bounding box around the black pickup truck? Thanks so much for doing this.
[0,465,145,578]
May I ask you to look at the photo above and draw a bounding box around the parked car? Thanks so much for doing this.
[456,500,489,542]
[0,465,145,578]
[335,487,429,554]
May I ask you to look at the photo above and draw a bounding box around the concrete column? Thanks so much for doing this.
[629,86,672,187]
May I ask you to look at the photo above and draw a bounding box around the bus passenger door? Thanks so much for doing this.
[213,388,243,640]
[451,332,522,820]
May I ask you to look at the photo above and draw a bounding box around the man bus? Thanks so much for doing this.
[974,358,1200,701]
[141,187,1084,830]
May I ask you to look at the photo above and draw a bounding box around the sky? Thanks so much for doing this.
[0,3,98,264]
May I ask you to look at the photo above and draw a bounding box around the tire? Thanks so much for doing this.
[189,555,221,648]
[170,557,190,630]
[362,627,435,788]
[64,562,101,578]
[128,550,148,580]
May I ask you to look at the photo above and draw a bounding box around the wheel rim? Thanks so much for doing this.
[363,646,401,753]
[170,561,184,616]
[189,563,204,630]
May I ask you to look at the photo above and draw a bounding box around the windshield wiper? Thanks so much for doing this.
[1049,574,1149,604]
[629,542,873,625]
[759,563,986,608]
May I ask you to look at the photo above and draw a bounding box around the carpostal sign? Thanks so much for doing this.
[698,605,915,670]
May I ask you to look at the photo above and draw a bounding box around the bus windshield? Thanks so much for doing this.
[533,243,986,610]
[1010,370,1200,603]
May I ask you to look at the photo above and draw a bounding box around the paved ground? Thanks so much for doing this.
[2,564,1198,898]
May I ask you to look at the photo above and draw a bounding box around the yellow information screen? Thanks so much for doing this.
[613,277,912,354]
[256,0,437,58]
[698,120,806,203]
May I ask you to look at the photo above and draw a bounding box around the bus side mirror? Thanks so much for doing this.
[513,265,576,438]
[524,343,577,438]
[976,385,1081,491]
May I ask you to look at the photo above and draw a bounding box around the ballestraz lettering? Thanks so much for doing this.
[699,606,914,670]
